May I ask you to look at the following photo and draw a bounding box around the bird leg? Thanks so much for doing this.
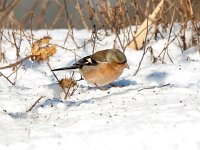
[76,75,84,81]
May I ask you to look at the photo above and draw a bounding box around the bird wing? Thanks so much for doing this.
[91,50,108,63]
[52,50,109,71]
[72,56,97,69]
[74,50,109,68]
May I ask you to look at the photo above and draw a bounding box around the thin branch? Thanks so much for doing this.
[133,16,150,76]
[138,83,171,92]
[0,55,32,70]
[75,0,89,31]
[0,71,14,85]
[0,0,20,26]
[26,96,45,112]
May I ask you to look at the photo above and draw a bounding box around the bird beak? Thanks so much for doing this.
[125,63,129,69]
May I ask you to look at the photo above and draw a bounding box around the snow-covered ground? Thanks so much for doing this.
[0,24,200,150]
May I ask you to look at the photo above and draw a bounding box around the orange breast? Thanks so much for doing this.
[81,63,125,86]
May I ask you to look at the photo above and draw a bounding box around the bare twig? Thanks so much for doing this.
[0,71,14,85]
[75,0,89,31]
[50,2,64,29]
[36,0,51,29]
[133,16,150,76]
[0,0,20,26]
[26,96,45,112]
[138,83,171,92]
[133,46,148,76]
[47,62,69,99]
[0,55,33,70]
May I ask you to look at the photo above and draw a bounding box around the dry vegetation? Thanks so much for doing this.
[0,0,200,99]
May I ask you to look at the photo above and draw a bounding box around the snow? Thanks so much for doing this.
[0,24,200,150]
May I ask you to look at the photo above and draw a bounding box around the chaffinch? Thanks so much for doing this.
[52,49,129,86]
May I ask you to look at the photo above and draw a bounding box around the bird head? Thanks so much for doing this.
[107,49,129,69]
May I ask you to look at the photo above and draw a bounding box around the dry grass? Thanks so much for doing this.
[0,0,199,61]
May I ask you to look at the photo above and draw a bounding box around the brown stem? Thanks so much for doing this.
[0,55,33,70]
[26,96,45,112]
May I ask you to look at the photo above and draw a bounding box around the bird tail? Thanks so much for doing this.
[52,65,79,71]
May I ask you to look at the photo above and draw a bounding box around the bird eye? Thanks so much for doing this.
[117,63,123,66]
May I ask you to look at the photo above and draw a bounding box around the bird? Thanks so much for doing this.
[52,49,129,87]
